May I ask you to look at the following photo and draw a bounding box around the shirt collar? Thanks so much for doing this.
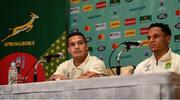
[72,53,90,69]
[152,48,172,62]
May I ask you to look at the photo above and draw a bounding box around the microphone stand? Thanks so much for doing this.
[34,59,46,82]
[116,45,130,75]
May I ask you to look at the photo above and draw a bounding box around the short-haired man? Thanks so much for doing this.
[49,31,107,80]
[134,23,180,74]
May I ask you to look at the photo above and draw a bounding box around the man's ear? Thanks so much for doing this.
[67,47,70,53]
[166,35,171,43]
[86,44,89,51]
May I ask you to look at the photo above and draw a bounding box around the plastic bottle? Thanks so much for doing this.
[8,61,18,85]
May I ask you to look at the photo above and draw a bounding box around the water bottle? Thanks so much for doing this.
[8,61,18,85]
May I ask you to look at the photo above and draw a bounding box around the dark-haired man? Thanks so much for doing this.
[134,23,180,74]
[49,32,107,80]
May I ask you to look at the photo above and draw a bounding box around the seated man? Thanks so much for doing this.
[134,23,180,74]
[49,31,107,80]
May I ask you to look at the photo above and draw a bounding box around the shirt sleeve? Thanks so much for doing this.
[175,54,180,74]
[53,61,69,77]
[88,58,107,75]
[134,58,151,74]
[134,59,149,74]
[134,63,143,74]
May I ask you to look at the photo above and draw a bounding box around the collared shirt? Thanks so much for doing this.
[134,49,180,74]
[53,53,106,79]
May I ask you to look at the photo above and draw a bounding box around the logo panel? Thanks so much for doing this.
[124,18,136,26]
[110,20,120,28]
[83,5,93,12]
[140,27,149,35]
[109,31,121,39]
[70,7,80,14]
[70,0,80,4]
[96,23,107,31]
[125,29,136,37]
[96,1,106,9]
[140,15,152,23]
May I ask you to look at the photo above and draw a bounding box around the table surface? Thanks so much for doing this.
[0,72,180,99]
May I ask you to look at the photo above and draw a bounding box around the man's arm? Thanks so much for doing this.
[77,71,101,79]
[49,61,69,81]
[49,74,68,81]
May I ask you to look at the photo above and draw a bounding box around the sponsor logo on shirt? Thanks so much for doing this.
[164,60,172,70]
[144,64,151,71]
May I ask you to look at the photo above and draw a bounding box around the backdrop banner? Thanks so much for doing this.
[69,0,180,67]
[0,0,68,85]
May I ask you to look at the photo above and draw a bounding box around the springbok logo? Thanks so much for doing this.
[1,12,39,42]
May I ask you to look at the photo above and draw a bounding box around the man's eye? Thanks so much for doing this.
[78,41,84,45]
[147,36,150,40]
[154,35,160,38]
[69,43,75,46]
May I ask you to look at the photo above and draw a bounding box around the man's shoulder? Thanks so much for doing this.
[89,55,103,61]
[59,59,72,66]
[88,55,105,65]
[138,56,152,66]
[172,52,180,59]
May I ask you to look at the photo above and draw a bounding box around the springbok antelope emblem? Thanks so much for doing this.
[1,12,39,42]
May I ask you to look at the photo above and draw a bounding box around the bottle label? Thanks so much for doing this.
[8,70,17,85]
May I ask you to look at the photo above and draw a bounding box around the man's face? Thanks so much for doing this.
[147,27,170,53]
[67,35,88,59]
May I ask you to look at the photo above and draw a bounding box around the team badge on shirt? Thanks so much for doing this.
[164,61,171,69]
[144,64,151,71]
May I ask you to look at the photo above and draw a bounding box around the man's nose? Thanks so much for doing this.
[74,43,79,48]
[149,37,155,43]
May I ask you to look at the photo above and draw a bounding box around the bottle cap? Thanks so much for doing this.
[11,62,16,67]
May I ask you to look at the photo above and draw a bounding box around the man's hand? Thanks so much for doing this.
[48,74,67,81]
[77,71,100,79]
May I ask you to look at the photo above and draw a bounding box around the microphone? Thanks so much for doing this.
[122,41,142,51]
[43,52,64,62]
[122,41,142,47]
[116,41,142,62]
[116,41,142,75]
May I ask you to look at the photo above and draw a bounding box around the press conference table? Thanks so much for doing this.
[0,72,180,99]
